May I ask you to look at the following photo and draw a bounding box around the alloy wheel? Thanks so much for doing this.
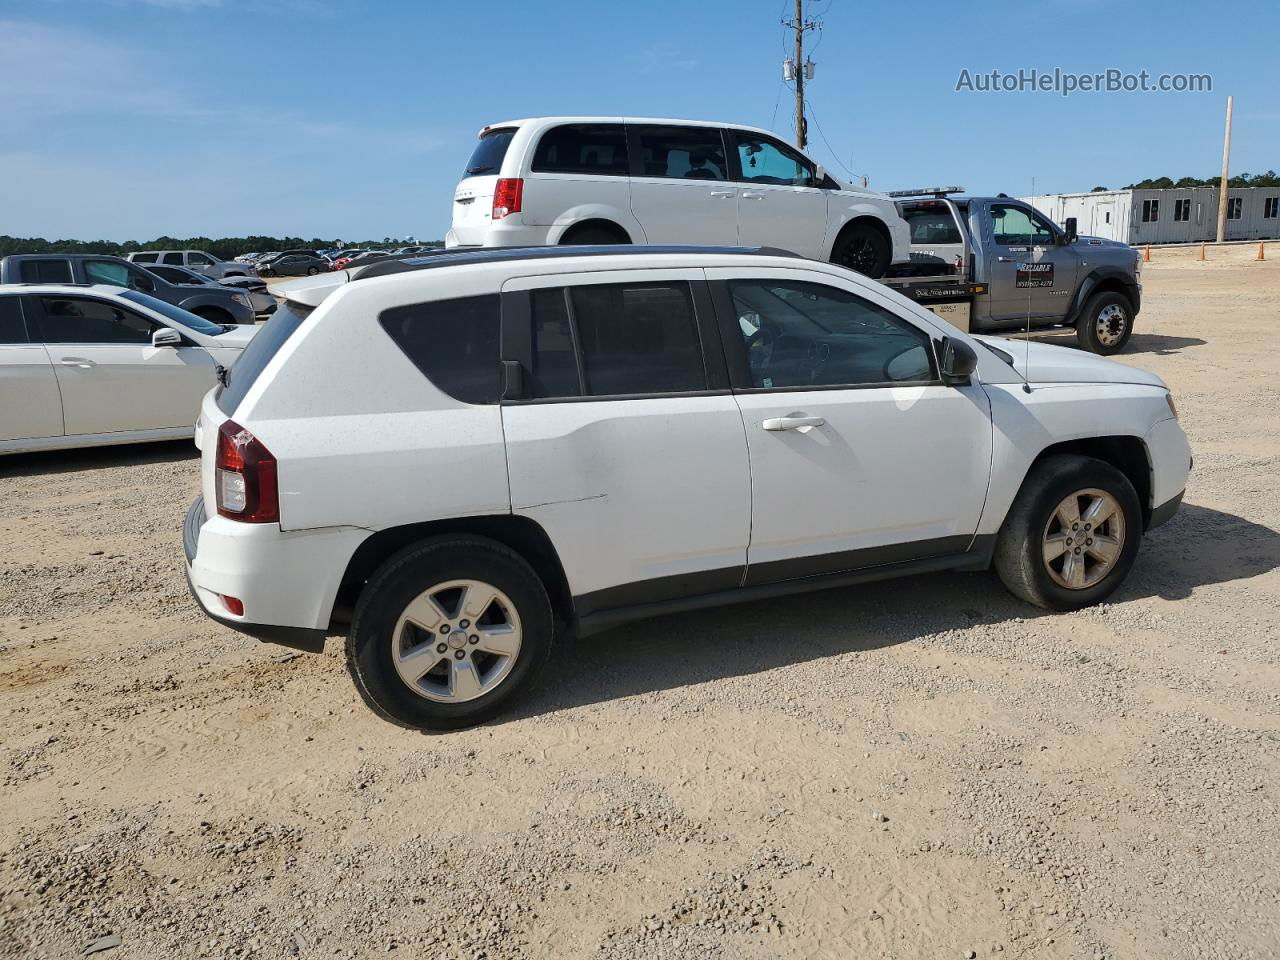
[391,579,522,702]
[1042,488,1126,589]
[1095,303,1128,347]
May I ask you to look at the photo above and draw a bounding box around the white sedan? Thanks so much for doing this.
[0,284,259,454]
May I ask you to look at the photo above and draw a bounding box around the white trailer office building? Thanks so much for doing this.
[1022,187,1280,245]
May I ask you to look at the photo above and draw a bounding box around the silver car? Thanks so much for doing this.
[128,250,256,280]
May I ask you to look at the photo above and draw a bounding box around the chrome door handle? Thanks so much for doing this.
[741,192,765,200]
[710,190,736,198]
[60,358,95,369]
[762,416,825,431]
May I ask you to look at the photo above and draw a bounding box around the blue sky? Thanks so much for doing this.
[1,0,1276,242]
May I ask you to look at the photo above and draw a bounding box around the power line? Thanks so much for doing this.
[807,99,867,185]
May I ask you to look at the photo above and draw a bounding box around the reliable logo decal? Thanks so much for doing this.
[1016,262,1055,288]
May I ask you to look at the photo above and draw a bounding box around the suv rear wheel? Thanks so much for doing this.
[345,536,555,729]
[993,454,1142,610]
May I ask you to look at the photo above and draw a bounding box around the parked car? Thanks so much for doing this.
[446,116,910,278]
[0,255,255,326]
[183,244,1190,730]
[258,253,330,277]
[128,250,256,280]
[331,251,391,270]
[145,263,277,317]
[0,285,258,454]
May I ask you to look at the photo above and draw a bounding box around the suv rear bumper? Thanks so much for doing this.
[183,496,366,653]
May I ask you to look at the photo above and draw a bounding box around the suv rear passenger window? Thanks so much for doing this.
[532,124,629,176]
[0,297,29,343]
[530,282,706,397]
[380,295,501,404]
[162,253,184,265]
[18,260,73,284]
[634,126,727,180]
[132,253,158,263]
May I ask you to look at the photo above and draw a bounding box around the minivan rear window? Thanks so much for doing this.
[464,128,516,177]
[216,301,312,415]
[532,123,629,176]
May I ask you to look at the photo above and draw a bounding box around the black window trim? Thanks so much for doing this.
[708,276,944,393]
[0,294,34,345]
[498,277,727,404]
[626,123,733,184]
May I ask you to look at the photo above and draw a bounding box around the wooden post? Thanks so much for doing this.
[1216,96,1233,244]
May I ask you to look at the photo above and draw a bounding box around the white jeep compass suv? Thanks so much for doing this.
[184,245,1190,730]
[445,117,911,278]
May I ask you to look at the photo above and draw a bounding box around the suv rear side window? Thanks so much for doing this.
[464,128,516,177]
[132,253,158,263]
[216,301,312,415]
[634,126,727,180]
[380,295,501,405]
[18,260,73,284]
[530,281,706,397]
[0,297,29,343]
[532,124,629,176]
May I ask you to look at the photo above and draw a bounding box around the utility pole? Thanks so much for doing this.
[783,0,819,150]
[1215,95,1233,244]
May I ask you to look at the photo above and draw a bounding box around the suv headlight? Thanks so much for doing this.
[1165,392,1178,419]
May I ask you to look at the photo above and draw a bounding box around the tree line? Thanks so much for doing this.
[1088,170,1280,191]
[0,235,444,260]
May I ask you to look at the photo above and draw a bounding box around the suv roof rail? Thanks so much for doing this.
[348,244,804,281]
[886,186,966,198]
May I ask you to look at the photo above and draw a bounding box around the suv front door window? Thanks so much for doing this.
[708,267,992,583]
[501,271,750,612]
[729,132,828,259]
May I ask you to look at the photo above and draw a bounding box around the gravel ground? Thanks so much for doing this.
[1,244,1277,960]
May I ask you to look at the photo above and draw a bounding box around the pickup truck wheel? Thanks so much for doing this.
[1075,291,1134,354]
[993,454,1142,611]
[345,536,555,730]
[831,223,891,279]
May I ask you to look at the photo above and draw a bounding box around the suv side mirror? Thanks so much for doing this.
[1063,217,1078,244]
[152,327,182,348]
[938,336,977,385]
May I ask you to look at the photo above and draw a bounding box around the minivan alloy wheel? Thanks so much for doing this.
[1041,488,1126,589]
[1094,303,1128,347]
[391,579,522,702]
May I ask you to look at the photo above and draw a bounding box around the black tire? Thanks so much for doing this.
[306,266,320,275]
[560,225,626,245]
[1075,290,1134,355]
[260,267,275,278]
[345,536,555,730]
[830,222,891,279]
[993,454,1143,611]
[193,307,233,326]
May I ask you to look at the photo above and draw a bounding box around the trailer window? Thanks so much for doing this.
[1265,197,1279,219]
[1141,199,1159,223]
[1174,198,1191,222]
[1226,198,1242,220]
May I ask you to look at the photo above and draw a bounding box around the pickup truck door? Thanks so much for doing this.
[977,201,1079,324]
[31,294,218,436]
[0,296,64,442]
[727,132,829,259]
[707,266,992,582]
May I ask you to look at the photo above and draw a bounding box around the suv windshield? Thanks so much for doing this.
[216,301,312,414]
[464,128,516,176]
[119,290,227,336]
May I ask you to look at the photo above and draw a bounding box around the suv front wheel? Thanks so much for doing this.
[345,536,555,729]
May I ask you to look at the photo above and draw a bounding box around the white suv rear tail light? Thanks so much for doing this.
[215,420,279,523]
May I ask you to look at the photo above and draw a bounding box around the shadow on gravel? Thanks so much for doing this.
[1012,331,1208,356]
[519,502,1279,718]
[0,439,197,478]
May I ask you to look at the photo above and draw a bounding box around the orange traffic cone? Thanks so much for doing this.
[1143,244,1151,262]
[1198,242,1206,261]
[1257,242,1266,261]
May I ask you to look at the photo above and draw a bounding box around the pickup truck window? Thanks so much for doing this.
[131,253,159,263]
[162,253,184,266]
[732,135,814,187]
[902,207,963,245]
[990,204,1055,246]
[18,260,73,284]
[188,253,214,266]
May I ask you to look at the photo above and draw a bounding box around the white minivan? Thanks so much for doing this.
[446,117,911,278]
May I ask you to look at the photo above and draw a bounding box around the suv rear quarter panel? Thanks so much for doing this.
[228,270,511,534]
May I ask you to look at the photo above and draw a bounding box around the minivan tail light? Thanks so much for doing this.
[215,420,279,523]
[492,178,523,220]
